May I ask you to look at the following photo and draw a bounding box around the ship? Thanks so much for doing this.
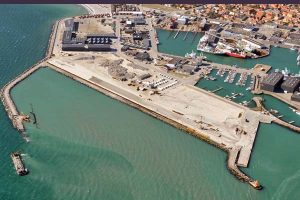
[11,152,29,176]
[197,34,225,55]
[225,51,247,59]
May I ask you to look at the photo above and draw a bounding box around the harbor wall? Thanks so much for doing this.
[47,62,262,190]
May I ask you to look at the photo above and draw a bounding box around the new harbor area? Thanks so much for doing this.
[2,4,300,191]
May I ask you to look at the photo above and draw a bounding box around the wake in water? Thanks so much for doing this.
[271,169,300,200]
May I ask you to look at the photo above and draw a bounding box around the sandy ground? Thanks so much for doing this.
[80,4,111,15]
[48,53,274,167]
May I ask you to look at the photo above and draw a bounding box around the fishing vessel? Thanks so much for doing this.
[225,51,247,59]
[197,33,225,55]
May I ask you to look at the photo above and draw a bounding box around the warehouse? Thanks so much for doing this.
[260,72,284,92]
[64,19,74,31]
[281,77,300,93]
[138,73,151,80]
[62,31,73,44]
[143,39,151,49]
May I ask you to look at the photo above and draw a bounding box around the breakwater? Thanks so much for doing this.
[0,18,60,132]
[46,62,262,190]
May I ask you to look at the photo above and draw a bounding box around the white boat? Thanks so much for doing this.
[282,67,290,76]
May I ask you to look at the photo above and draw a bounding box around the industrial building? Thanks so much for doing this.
[281,77,300,93]
[260,72,284,92]
[61,19,117,52]
[138,73,151,80]
[166,58,184,69]
[133,17,146,25]
[291,91,300,102]
[134,52,151,61]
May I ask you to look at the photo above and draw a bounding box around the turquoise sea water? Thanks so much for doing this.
[1,5,300,200]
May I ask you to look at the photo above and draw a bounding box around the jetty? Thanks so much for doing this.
[227,147,262,190]
[11,152,28,176]
[211,87,223,93]
[174,29,180,39]
[0,19,60,133]
[183,30,189,41]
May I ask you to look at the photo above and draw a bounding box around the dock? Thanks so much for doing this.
[211,87,223,93]
[183,30,189,41]
[11,152,28,176]
[227,147,262,190]
[174,29,180,39]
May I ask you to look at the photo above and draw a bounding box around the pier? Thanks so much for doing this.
[211,87,223,93]
[183,30,189,41]
[174,29,180,39]
[227,147,262,189]
[11,152,28,176]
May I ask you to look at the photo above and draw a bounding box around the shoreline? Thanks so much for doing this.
[78,4,95,15]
